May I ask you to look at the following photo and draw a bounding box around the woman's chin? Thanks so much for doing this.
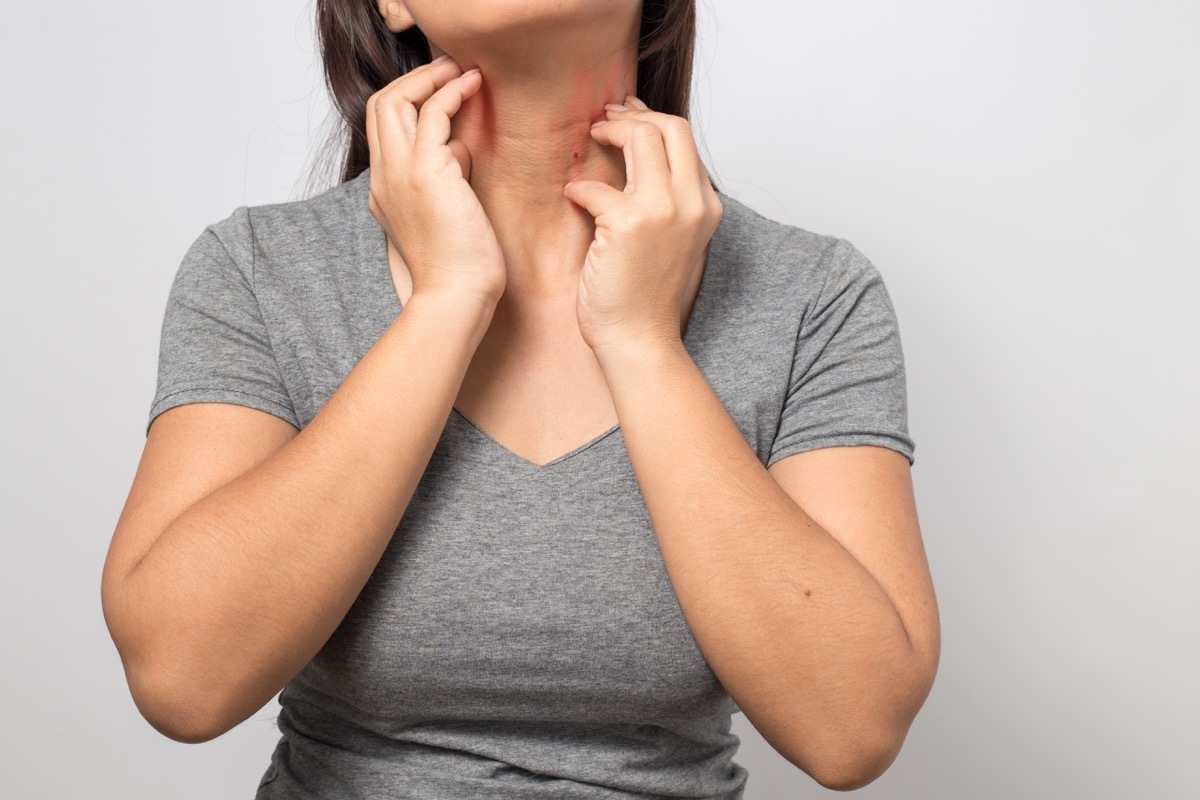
[407,0,639,58]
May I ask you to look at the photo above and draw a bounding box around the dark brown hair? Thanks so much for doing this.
[312,0,713,189]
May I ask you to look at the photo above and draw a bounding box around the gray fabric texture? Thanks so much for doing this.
[147,168,915,799]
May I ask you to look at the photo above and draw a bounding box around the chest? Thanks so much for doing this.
[454,335,620,470]
[293,422,736,729]
[255,219,794,729]
[389,240,625,469]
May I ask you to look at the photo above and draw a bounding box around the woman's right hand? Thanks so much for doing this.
[366,57,506,308]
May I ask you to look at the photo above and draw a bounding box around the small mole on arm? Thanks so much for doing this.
[805,590,812,597]
[572,151,579,161]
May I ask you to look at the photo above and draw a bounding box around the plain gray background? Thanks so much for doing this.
[1,1,1195,797]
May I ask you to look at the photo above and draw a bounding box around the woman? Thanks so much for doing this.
[101,0,941,796]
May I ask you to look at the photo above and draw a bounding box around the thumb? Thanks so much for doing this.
[563,179,620,218]
[447,139,472,180]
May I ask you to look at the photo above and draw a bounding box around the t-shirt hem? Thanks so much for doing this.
[767,434,916,468]
[147,385,300,435]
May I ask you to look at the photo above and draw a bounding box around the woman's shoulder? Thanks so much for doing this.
[197,170,367,238]
[192,171,372,279]
[241,170,371,245]
[710,191,875,306]
[714,191,837,254]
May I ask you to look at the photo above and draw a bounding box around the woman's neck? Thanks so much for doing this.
[435,28,639,300]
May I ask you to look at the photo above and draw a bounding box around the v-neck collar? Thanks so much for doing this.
[349,168,731,471]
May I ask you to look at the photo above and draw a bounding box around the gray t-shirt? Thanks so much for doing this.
[147,168,915,799]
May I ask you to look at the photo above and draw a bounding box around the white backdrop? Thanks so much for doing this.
[1,1,1196,797]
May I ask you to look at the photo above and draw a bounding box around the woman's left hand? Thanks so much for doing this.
[563,96,723,360]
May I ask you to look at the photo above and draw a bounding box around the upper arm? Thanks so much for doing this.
[104,206,301,651]
[768,237,915,467]
[767,445,940,686]
[101,404,298,648]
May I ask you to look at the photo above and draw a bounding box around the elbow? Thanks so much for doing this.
[780,633,939,791]
[121,649,237,745]
[777,714,911,792]
[103,563,239,744]
[113,633,240,748]
[110,619,262,744]
[808,647,940,789]
[801,726,906,792]
[140,699,227,745]
[806,736,903,791]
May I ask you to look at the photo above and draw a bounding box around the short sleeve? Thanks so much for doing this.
[146,208,299,435]
[767,238,915,467]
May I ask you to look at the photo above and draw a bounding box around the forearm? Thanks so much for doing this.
[594,338,922,775]
[121,292,494,740]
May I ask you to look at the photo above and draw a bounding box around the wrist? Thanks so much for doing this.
[403,289,498,339]
[591,330,686,374]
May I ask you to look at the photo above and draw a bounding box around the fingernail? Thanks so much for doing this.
[624,95,648,110]
[591,119,606,127]
[604,103,628,112]
[462,67,481,77]
[431,54,451,64]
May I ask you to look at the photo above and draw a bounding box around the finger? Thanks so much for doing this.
[378,56,464,110]
[413,69,483,155]
[365,93,395,222]
[589,117,671,199]
[372,95,417,167]
[372,59,466,161]
[562,179,625,219]
[605,106,705,194]
[366,93,381,171]
[447,139,472,180]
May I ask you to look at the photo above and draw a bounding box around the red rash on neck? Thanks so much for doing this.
[567,60,630,183]
[457,60,632,182]
[473,80,497,159]
[565,69,594,183]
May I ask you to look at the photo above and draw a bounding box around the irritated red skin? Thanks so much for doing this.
[456,59,632,183]
[566,68,595,183]
[568,59,630,184]
[474,75,497,159]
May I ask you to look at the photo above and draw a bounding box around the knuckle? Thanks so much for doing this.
[375,86,402,111]
[666,116,692,136]
[420,90,446,113]
[410,160,439,186]
[613,211,640,233]
[631,120,659,138]
[710,197,725,222]
[679,200,705,225]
